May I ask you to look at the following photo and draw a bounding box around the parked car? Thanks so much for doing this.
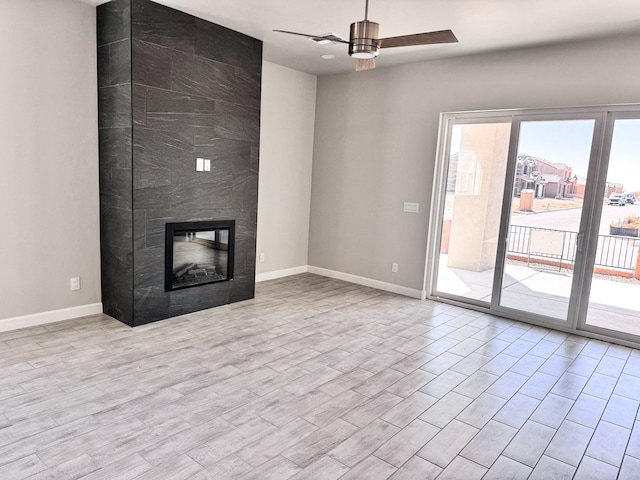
[608,193,626,206]
[624,193,636,204]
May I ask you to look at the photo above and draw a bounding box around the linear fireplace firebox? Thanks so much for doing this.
[165,220,235,292]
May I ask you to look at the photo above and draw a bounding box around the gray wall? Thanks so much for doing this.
[0,0,310,330]
[98,0,262,326]
[256,62,317,277]
[309,33,640,293]
[0,0,101,321]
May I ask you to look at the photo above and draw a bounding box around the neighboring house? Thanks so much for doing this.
[514,154,578,198]
[605,182,625,196]
[575,177,587,198]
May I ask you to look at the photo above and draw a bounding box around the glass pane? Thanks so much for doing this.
[435,122,511,302]
[499,120,595,320]
[585,119,640,335]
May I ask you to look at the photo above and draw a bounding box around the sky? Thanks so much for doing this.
[518,119,640,192]
[607,119,640,192]
[450,118,640,192]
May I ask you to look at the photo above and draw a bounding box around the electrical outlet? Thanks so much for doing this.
[70,277,81,291]
[391,263,398,273]
[259,252,265,262]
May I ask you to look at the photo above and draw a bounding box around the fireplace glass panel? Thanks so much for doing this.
[165,221,235,291]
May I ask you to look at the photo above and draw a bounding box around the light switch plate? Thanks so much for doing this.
[403,202,419,213]
[204,159,211,171]
[196,158,204,172]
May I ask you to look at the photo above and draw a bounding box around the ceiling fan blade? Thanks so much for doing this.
[273,30,350,44]
[273,29,320,39]
[379,29,458,48]
[355,58,376,71]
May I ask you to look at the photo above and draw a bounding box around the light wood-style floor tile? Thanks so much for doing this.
[529,455,576,480]
[373,418,439,467]
[573,455,619,480]
[460,419,517,468]
[417,419,478,468]
[483,455,532,480]
[0,273,639,479]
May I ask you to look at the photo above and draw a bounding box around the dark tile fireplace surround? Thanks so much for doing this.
[98,0,261,326]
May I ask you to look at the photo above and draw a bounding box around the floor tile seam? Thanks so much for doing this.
[500,432,555,471]
[413,427,481,470]
[451,412,495,432]
[625,448,640,462]
[475,448,533,476]
[184,451,212,472]
[579,453,623,472]
[0,415,69,451]
[182,421,279,465]
[607,374,640,403]
[132,418,224,459]
[621,365,640,379]
[530,455,577,477]
[6,411,134,459]
[601,395,640,428]
[370,450,411,471]
[585,419,633,464]
[489,411,544,432]
[617,420,640,467]
[457,447,503,470]
[451,381,499,402]
[0,450,48,475]
[540,419,597,468]
[347,454,396,475]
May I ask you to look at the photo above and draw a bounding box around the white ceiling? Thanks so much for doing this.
[86,0,640,75]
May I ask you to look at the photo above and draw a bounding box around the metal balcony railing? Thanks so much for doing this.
[507,225,640,272]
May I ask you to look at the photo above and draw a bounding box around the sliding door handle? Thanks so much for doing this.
[576,232,584,252]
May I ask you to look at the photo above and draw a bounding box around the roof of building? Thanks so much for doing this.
[540,173,563,183]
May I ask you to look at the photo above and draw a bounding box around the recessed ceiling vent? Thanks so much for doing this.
[310,33,346,45]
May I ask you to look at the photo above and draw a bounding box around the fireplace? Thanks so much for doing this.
[165,221,235,292]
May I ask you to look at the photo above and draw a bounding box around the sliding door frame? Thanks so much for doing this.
[426,103,640,348]
[425,112,513,309]
[576,110,640,343]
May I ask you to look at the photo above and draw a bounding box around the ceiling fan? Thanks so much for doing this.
[274,0,458,71]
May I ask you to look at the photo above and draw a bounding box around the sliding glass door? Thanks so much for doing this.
[433,119,511,305]
[580,114,640,339]
[495,118,598,324]
[429,106,640,346]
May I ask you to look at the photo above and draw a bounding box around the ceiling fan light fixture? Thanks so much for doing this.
[349,20,380,59]
[274,0,458,72]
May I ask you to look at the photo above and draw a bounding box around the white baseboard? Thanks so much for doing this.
[0,303,104,333]
[255,265,309,283]
[307,266,423,299]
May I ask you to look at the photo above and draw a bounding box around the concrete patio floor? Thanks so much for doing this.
[437,255,640,337]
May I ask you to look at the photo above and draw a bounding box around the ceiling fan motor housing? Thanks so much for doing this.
[349,20,380,59]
